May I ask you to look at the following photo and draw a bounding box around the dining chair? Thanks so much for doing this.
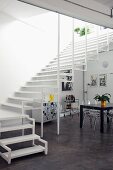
[105,109,113,126]
[83,101,100,130]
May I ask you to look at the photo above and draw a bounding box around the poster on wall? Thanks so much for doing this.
[90,74,98,87]
[99,74,107,87]
[62,69,73,91]
[62,76,73,91]
[62,81,73,91]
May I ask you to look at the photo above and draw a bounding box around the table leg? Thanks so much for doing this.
[100,110,104,133]
[80,105,83,128]
[107,111,109,124]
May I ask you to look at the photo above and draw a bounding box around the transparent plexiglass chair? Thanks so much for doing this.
[83,100,100,130]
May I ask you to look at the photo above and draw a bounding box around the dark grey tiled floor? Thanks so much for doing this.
[0,115,113,170]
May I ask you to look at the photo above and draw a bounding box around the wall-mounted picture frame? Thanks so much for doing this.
[62,81,73,91]
[62,69,73,91]
[90,74,98,87]
[99,74,107,87]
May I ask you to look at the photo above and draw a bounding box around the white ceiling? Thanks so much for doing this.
[16,0,113,29]
[0,0,113,29]
[93,0,113,8]
[0,0,47,20]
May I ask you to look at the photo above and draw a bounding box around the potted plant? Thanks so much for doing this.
[74,27,90,36]
[94,93,111,107]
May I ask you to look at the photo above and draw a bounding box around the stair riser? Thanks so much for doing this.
[62,41,109,54]
[37,71,57,76]
[47,59,86,67]
[1,105,21,113]
[21,86,57,92]
[32,75,57,80]
[14,93,42,98]
[62,42,113,58]
[37,70,68,76]
[0,119,24,127]
[21,86,43,92]
[7,98,41,106]
[27,81,57,86]
[1,105,32,114]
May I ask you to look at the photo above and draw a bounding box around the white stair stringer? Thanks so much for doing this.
[0,115,48,164]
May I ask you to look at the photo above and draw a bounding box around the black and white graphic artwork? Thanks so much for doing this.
[99,74,107,87]
[90,74,98,87]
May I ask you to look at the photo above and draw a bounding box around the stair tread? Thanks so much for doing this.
[40,68,70,73]
[28,79,72,83]
[8,97,38,101]
[0,124,33,132]
[0,134,40,145]
[2,103,41,110]
[33,74,57,77]
[3,145,45,159]
[15,91,41,94]
[28,79,57,82]
[33,73,72,78]
[22,85,58,88]
[0,109,27,120]
[2,103,32,109]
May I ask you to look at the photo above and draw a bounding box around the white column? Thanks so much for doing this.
[107,28,109,51]
[96,25,99,59]
[57,13,60,135]
[72,18,74,83]
[85,23,87,71]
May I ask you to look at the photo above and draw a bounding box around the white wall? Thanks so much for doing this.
[0,12,58,102]
[0,11,82,103]
[85,50,113,104]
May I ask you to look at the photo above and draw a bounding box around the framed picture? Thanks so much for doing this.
[62,82,73,91]
[90,74,98,87]
[99,74,107,87]
[62,70,73,91]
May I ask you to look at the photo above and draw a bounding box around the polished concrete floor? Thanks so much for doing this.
[0,115,113,170]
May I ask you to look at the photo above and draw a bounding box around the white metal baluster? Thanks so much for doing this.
[107,28,109,51]
[0,122,1,137]
[41,99,44,138]
[85,23,87,71]
[41,88,44,137]
[96,25,99,60]
[57,13,60,135]
[72,18,74,83]
[32,118,35,145]
[22,101,24,136]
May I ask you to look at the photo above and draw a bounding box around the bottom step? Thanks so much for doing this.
[2,145,45,161]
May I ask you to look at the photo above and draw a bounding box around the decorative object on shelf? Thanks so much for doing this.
[66,95,75,103]
[49,94,54,102]
[99,74,107,87]
[90,74,98,87]
[94,93,111,107]
[65,95,75,109]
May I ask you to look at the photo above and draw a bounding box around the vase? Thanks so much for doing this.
[101,100,106,107]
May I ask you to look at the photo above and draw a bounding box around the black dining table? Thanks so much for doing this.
[80,103,113,133]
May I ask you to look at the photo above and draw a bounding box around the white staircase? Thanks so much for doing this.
[0,114,48,164]
[0,28,113,124]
